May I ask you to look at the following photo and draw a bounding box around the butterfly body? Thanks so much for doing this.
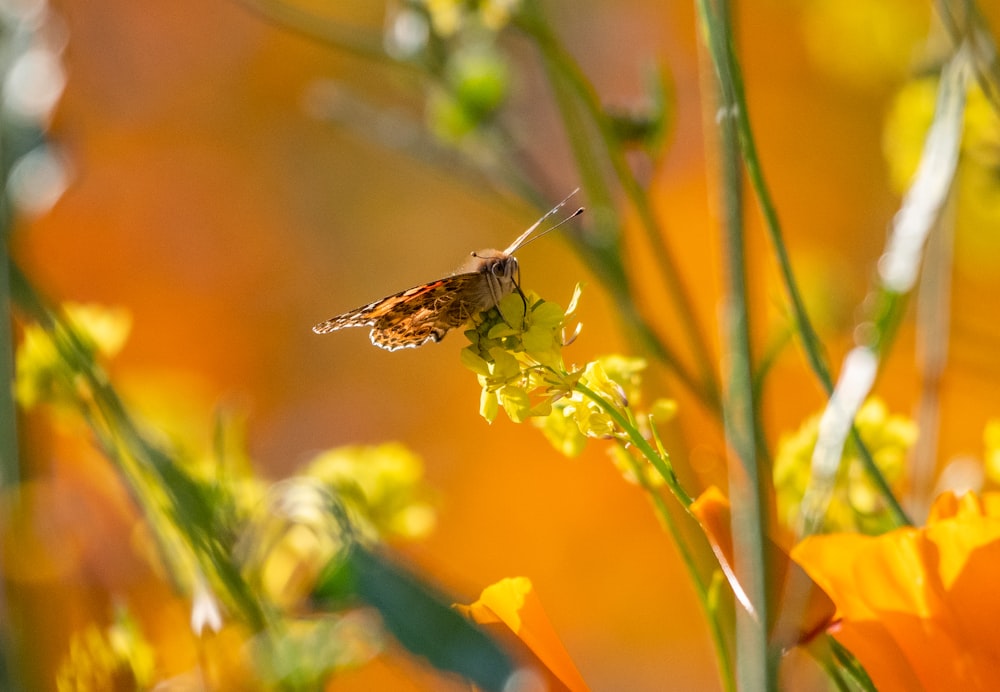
[312,191,581,351]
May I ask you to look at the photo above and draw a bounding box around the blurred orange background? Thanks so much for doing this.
[10,0,1000,690]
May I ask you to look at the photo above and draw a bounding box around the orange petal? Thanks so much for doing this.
[691,486,836,650]
[455,577,590,692]
[793,491,1000,690]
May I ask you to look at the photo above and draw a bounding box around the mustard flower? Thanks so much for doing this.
[416,0,520,37]
[304,442,436,542]
[463,286,677,489]
[774,397,916,534]
[463,287,581,425]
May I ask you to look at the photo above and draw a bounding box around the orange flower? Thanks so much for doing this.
[455,577,590,692]
[793,491,1000,690]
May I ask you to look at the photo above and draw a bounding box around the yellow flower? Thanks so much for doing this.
[534,355,649,452]
[463,287,676,486]
[56,615,155,692]
[15,302,131,409]
[793,491,1000,689]
[455,577,591,692]
[305,443,436,542]
[244,444,435,610]
[417,0,520,36]
[479,0,520,31]
[884,77,1000,277]
[422,0,463,36]
[773,397,915,534]
[800,0,929,89]
[463,287,580,424]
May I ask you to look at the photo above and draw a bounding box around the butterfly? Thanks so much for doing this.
[312,190,583,351]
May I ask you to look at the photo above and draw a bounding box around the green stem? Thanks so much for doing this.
[9,263,268,632]
[576,379,739,690]
[238,0,401,66]
[696,0,774,687]
[696,0,908,529]
[0,136,21,692]
[616,440,735,692]
[575,382,692,507]
[519,9,722,413]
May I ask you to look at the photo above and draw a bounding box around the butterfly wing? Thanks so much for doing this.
[312,273,490,351]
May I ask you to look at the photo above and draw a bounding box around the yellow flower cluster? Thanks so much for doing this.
[462,287,677,486]
[304,443,437,543]
[537,355,645,455]
[774,398,917,534]
[462,287,581,424]
[244,443,436,610]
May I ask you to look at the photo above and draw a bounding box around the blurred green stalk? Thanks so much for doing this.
[695,0,774,687]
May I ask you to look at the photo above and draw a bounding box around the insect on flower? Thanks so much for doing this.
[312,191,584,351]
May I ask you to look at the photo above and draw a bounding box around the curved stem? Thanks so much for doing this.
[577,380,737,690]
[519,11,722,412]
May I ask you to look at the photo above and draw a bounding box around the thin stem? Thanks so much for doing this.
[696,0,908,528]
[0,133,21,692]
[575,382,693,507]
[576,379,739,690]
[9,263,268,632]
[238,0,401,66]
[616,439,735,692]
[519,10,722,412]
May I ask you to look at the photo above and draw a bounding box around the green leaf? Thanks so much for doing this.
[313,545,516,691]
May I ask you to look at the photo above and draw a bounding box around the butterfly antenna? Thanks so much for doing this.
[503,188,583,254]
[511,206,584,255]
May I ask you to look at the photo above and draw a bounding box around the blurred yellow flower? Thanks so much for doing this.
[15,302,131,410]
[884,77,1000,276]
[422,0,463,36]
[455,576,591,692]
[793,491,1000,690]
[244,444,435,610]
[418,0,520,36]
[305,442,436,542]
[56,615,155,692]
[800,0,928,89]
[773,397,916,534]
